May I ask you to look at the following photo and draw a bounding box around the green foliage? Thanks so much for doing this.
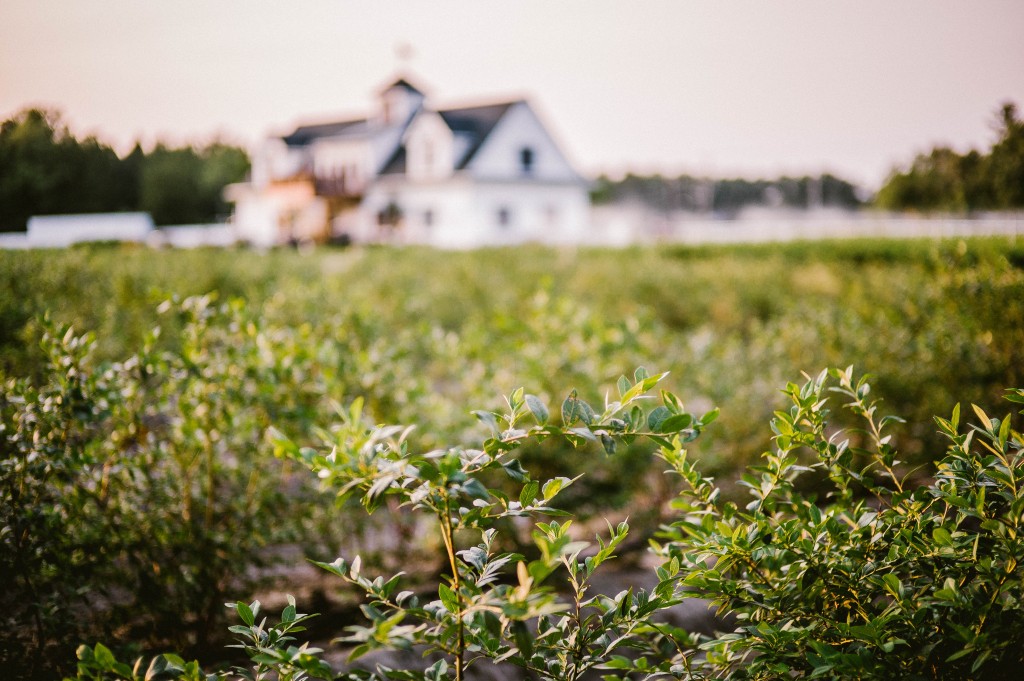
[0,109,138,231]
[66,370,1024,680]
[0,324,119,677]
[590,172,862,212]
[4,238,1024,678]
[2,238,1022,516]
[274,369,715,681]
[656,368,1024,678]
[141,142,249,225]
[0,107,249,231]
[1,300,333,680]
[68,597,329,681]
[876,101,1024,212]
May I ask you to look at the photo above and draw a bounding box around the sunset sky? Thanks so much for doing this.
[2,0,1022,189]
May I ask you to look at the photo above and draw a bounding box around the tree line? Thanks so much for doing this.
[0,108,249,231]
[4,101,1020,231]
[592,101,1024,216]
[875,101,1024,212]
[590,172,864,215]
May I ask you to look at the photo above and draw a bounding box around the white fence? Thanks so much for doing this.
[589,206,1024,246]
[672,213,1024,245]
[148,225,238,248]
[0,215,240,250]
[4,210,1024,250]
[26,212,154,247]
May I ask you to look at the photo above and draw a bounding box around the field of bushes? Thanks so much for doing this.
[2,237,1024,679]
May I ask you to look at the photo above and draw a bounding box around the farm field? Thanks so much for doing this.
[3,237,1024,679]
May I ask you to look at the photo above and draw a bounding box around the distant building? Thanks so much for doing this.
[227,76,591,248]
[25,212,154,247]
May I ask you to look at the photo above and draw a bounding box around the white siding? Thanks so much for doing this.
[361,176,589,249]
[465,102,582,183]
[404,112,455,181]
[362,178,476,247]
[467,182,590,246]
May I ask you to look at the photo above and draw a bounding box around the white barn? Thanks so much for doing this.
[228,77,591,248]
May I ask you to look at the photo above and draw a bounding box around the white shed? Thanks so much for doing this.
[26,213,154,247]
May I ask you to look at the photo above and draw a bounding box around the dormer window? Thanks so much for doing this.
[519,147,534,175]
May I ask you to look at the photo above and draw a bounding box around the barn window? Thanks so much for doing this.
[519,147,534,174]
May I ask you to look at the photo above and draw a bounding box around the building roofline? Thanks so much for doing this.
[377,74,427,96]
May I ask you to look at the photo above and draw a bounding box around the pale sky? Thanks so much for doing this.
[1,1,1022,189]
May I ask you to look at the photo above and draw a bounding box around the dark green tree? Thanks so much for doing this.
[590,172,862,214]
[875,147,968,212]
[876,101,1024,212]
[139,142,249,226]
[0,108,249,230]
[139,144,207,226]
[988,102,1024,207]
[0,109,71,231]
[198,142,250,221]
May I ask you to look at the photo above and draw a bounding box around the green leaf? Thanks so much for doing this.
[145,656,168,681]
[647,406,671,431]
[998,411,1011,449]
[659,413,692,433]
[348,644,371,662]
[525,394,549,425]
[562,390,580,425]
[542,477,571,501]
[600,432,616,454]
[932,527,953,546]
[512,620,534,656]
[520,480,539,507]
[501,458,529,483]
[439,584,460,613]
[473,410,500,434]
[462,477,489,500]
[561,391,596,426]
[700,407,720,425]
[236,600,255,626]
[93,643,116,669]
[972,403,992,429]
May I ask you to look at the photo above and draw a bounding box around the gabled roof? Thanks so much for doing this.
[379,146,407,175]
[383,77,424,94]
[282,118,366,147]
[378,100,519,175]
[440,101,519,169]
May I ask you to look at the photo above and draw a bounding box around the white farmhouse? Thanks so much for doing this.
[228,77,591,248]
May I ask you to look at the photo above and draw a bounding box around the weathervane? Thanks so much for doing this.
[395,41,415,71]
